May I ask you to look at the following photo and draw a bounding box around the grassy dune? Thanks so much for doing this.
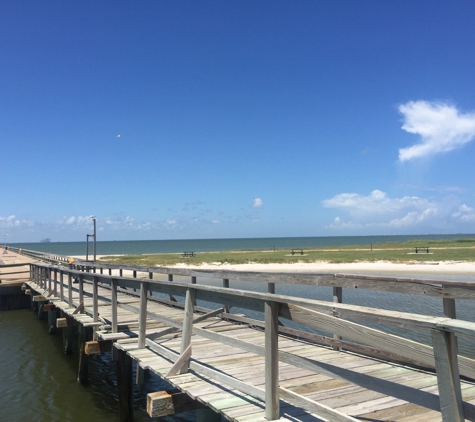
[99,238,475,266]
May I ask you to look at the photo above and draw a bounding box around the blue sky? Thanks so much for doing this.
[2,1,475,242]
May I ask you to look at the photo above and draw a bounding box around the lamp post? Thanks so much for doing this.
[91,216,96,262]
[86,217,97,262]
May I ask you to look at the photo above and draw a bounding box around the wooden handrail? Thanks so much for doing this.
[28,261,475,421]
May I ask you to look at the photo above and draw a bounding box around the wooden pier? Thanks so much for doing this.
[4,247,475,421]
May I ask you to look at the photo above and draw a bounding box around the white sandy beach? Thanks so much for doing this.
[170,260,475,276]
[73,254,475,276]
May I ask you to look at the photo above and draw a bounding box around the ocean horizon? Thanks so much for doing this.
[9,233,475,256]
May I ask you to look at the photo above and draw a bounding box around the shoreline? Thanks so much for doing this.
[75,254,475,276]
[171,260,475,276]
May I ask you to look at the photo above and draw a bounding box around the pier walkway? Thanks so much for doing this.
[3,248,475,421]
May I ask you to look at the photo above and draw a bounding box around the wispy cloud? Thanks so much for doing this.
[252,198,264,209]
[398,100,475,162]
[0,215,34,229]
[322,190,475,231]
[57,215,96,230]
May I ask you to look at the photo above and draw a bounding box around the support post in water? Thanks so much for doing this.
[117,348,134,422]
[77,325,89,383]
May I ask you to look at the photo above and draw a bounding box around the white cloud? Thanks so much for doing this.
[57,215,95,229]
[322,190,428,218]
[252,198,264,209]
[398,100,475,161]
[0,215,35,229]
[322,190,475,231]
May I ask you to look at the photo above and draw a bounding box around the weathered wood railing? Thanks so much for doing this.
[29,261,475,421]
[8,246,71,265]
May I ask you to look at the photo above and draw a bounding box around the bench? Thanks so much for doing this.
[291,249,304,255]
[414,247,430,253]
[182,251,195,258]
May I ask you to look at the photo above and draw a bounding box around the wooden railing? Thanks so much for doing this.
[28,261,475,421]
[8,247,71,265]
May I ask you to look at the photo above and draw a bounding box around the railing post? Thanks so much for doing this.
[223,278,230,313]
[111,278,118,333]
[59,270,64,302]
[68,273,73,305]
[168,274,176,301]
[53,268,58,296]
[79,274,84,312]
[138,281,148,349]
[265,300,279,420]
[93,276,99,323]
[180,287,196,374]
[333,286,343,350]
[443,298,456,318]
[268,283,275,294]
[191,276,197,305]
[431,329,464,422]
[148,271,153,296]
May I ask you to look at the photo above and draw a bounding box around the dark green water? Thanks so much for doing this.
[0,309,193,422]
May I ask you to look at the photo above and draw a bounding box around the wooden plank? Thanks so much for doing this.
[145,339,266,402]
[72,301,84,315]
[280,303,437,369]
[277,349,442,412]
[166,344,192,377]
[431,329,464,422]
[180,288,196,374]
[57,317,78,328]
[279,386,359,422]
[147,391,174,417]
[138,282,148,349]
[85,340,113,355]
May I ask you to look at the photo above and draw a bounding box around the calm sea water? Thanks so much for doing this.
[9,233,475,256]
[2,235,475,421]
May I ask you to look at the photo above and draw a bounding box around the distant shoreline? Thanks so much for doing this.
[170,260,475,276]
[74,254,475,276]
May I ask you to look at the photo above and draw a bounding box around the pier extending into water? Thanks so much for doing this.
[2,246,475,421]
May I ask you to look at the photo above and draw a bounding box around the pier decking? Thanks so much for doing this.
[3,248,475,421]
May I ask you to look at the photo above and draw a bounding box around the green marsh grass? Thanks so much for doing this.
[99,238,475,266]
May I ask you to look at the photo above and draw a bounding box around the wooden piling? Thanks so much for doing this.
[77,325,89,383]
[63,325,76,354]
[47,308,57,334]
[117,348,134,422]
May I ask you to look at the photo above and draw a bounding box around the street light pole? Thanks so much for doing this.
[91,216,97,262]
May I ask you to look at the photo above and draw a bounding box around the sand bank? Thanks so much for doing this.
[73,253,475,276]
[172,260,475,276]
